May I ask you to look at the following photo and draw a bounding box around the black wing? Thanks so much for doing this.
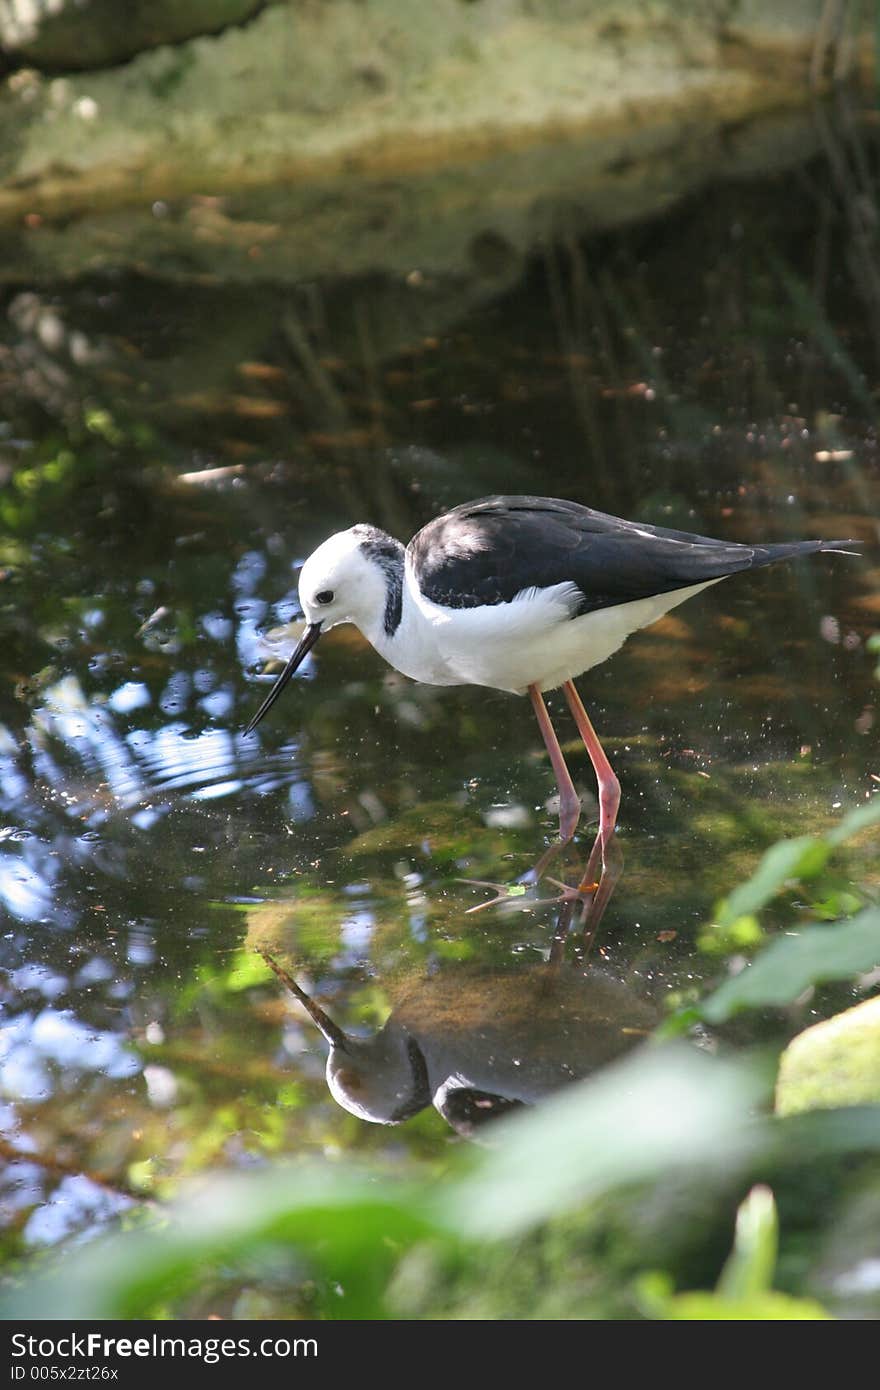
[408,495,847,614]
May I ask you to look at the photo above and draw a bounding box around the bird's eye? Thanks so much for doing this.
[315,589,334,605]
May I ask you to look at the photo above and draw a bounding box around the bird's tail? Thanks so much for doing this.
[815,542,863,557]
[755,538,863,565]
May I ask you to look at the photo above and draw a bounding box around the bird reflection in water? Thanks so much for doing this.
[256,868,654,1139]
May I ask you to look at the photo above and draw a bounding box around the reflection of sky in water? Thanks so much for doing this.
[23,1174,132,1248]
[336,910,375,965]
[160,669,191,715]
[108,681,151,714]
[286,780,314,818]
[0,853,56,922]
[0,545,315,941]
[401,870,430,942]
[10,963,68,1000]
[8,670,306,826]
[0,1010,141,1101]
[0,591,316,943]
[201,612,234,642]
[0,1029,52,1101]
[0,722,29,800]
[0,543,321,1252]
[1,1160,44,1225]
[134,724,242,800]
[200,686,234,720]
[73,956,116,988]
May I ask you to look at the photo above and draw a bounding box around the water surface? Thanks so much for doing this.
[0,131,877,1289]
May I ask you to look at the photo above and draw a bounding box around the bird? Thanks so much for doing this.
[245,494,857,876]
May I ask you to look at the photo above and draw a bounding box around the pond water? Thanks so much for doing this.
[0,118,878,1303]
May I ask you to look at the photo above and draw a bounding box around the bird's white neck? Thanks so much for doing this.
[363,568,454,686]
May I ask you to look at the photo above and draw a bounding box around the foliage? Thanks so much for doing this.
[703,908,880,1022]
[1,144,878,1318]
[3,1048,880,1320]
[637,1187,831,1319]
[694,800,880,1023]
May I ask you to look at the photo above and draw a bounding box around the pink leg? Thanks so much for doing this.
[546,832,623,962]
[576,830,623,939]
[562,680,621,861]
[529,684,581,850]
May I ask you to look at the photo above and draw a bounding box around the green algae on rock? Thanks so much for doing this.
[776,995,880,1117]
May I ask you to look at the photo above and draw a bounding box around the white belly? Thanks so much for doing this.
[379,578,722,694]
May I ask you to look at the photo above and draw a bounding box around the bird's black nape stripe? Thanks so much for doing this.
[387,1035,433,1123]
[354,527,404,636]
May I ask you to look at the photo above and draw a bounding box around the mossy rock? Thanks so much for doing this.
[0,0,268,71]
[775,996,880,1116]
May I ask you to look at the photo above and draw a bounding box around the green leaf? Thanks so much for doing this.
[653,1005,703,1039]
[716,1185,777,1299]
[443,1045,765,1239]
[714,837,830,928]
[638,1187,831,1318]
[826,799,880,848]
[698,913,763,956]
[644,1288,831,1320]
[0,1047,765,1319]
[771,1104,880,1159]
[7,1064,880,1321]
[0,1171,445,1321]
[702,908,880,1023]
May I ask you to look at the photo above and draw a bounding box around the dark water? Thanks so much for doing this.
[0,133,878,1274]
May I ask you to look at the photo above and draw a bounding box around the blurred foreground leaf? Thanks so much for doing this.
[712,800,880,930]
[0,1173,440,1321]
[639,1187,831,1319]
[446,1046,762,1238]
[3,793,879,1320]
[701,909,880,1022]
[714,837,830,927]
[0,1045,762,1320]
[716,1184,777,1300]
[639,1278,830,1320]
[3,1043,880,1320]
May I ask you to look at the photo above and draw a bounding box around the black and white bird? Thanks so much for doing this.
[246,495,856,868]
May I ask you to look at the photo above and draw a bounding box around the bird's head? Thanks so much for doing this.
[256,953,431,1124]
[245,524,403,733]
[325,1027,432,1125]
[297,526,391,634]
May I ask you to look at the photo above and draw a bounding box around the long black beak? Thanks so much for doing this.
[256,948,350,1052]
[244,621,322,734]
